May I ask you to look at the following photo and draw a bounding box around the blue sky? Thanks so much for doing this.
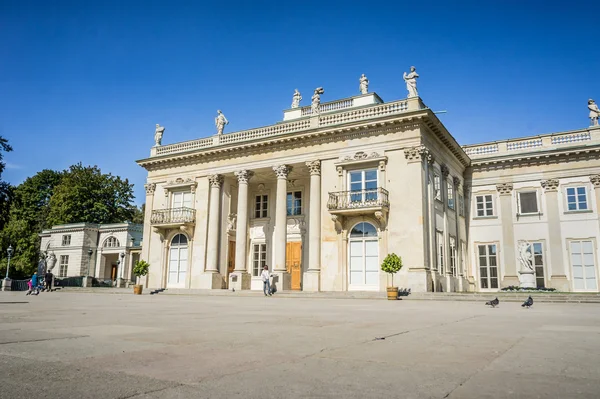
[1,1,598,205]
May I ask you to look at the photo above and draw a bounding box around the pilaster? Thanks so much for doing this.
[272,165,292,291]
[496,182,519,287]
[540,179,568,290]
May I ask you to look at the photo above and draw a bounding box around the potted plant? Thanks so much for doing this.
[381,253,403,300]
[132,260,149,295]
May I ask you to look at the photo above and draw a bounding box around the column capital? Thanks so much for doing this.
[144,183,156,195]
[452,176,461,186]
[441,164,450,178]
[591,175,600,187]
[234,170,253,184]
[208,174,224,188]
[273,165,292,179]
[305,160,321,176]
[541,179,559,192]
[404,145,434,164]
[496,182,513,195]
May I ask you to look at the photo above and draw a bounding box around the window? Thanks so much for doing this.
[61,235,71,246]
[532,243,545,288]
[475,194,494,217]
[434,174,441,201]
[287,191,302,216]
[172,191,192,208]
[436,231,444,273]
[478,244,498,289]
[255,195,268,218]
[253,243,267,276]
[349,169,378,203]
[518,191,538,214]
[566,187,588,211]
[447,182,455,210]
[570,240,598,291]
[59,255,69,277]
[104,237,120,248]
[449,237,457,276]
[458,194,465,217]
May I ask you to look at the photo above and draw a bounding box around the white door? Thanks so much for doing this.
[570,240,598,291]
[168,234,188,288]
[348,222,379,291]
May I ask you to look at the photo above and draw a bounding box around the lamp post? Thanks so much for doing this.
[118,252,125,287]
[2,245,13,291]
[87,249,94,277]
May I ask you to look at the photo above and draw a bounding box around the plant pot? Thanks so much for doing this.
[386,287,398,300]
[133,285,143,295]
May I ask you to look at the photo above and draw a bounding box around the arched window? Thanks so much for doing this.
[103,236,120,248]
[168,234,188,287]
[350,222,378,238]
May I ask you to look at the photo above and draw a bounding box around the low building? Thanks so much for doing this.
[136,77,600,293]
[39,222,143,285]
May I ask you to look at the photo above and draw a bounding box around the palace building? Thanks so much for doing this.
[136,82,600,293]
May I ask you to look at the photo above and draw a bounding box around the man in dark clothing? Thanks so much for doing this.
[44,271,53,292]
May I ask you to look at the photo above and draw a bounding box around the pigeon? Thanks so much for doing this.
[522,296,533,309]
[485,297,499,308]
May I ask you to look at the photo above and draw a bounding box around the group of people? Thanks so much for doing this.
[26,271,53,296]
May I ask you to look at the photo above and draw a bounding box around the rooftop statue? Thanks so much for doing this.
[359,74,369,94]
[154,124,165,146]
[291,89,302,109]
[311,87,324,115]
[589,99,600,126]
[215,110,229,135]
[403,66,419,98]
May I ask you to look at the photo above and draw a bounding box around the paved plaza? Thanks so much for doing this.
[1,292,599,398]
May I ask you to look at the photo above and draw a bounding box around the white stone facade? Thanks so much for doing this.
[137,90,600,293]
[39,223,143,285]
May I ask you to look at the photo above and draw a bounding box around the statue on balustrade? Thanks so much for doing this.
[359,74,369,94]
[291,89,302,108]
[589,99,600,126]
[403,66,419,98]
[215,110,229,135]
[311,87,324,115]
[154,124,165,146]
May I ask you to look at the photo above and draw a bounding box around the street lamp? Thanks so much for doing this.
[87,249,94,277]
[119,252,125,280]
[5,245,13,280]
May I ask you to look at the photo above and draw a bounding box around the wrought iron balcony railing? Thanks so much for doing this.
[150,207,196,225]
[327,188,390,211]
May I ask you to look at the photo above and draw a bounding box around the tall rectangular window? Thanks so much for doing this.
[255,195,268,218]
[447,182,455,210]
[478,244,498,289]
[62,235,71,246]
[449,237,457,276]
[434,174,441,201]
[286,191,302,216]
[172,191,192,208]
[59,255,69,277]
[518,191,538,214]
[349,169,378,203]
[436,231,444,273]
[252,244,267,277]
[570,240,598,291]
[475,194,494,217]
[566,187,588,211]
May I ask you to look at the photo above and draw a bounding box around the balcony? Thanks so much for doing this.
[327,188,390,214]
[150,207,196,227]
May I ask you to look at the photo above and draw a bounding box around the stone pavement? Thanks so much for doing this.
[0,292,599,399]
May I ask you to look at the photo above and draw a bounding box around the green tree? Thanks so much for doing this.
[131,204,145,224]
[47,164,136,226]
[381,253,403,288]
[0,136,13,231]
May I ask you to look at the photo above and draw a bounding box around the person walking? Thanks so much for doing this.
[44,270,53,292]
[31,272,40,295]
[261,265,272,297]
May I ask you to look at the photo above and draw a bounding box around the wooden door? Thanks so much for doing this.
[286,242,302,290]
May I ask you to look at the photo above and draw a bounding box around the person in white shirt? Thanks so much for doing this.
[261,265,272,296]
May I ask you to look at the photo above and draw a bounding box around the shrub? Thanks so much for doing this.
[381,253,403,287]
[132,260,150,284]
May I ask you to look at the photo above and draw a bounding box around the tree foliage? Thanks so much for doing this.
[381,253,403,287]
[0,136,13,232]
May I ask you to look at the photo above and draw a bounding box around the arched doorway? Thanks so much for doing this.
[168,234,188,288]
[348,222,379,291]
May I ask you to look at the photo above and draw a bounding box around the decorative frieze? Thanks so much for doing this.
[340,151,380,162]
[234,170,253,184]
[273,165,292,179]
[208,174,224,188]
[541,179,559,192]
[590,175,600,188]
[144,183,156,195]
[306,160,321,176]
[496,182,514,195]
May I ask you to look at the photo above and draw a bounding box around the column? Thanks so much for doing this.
[230,170,252,290]
[304,160,321,291]
[141,182,156,288]
[497,183,519,286]
[541,179,568,290]
[200,174,224,289]
[273,165,292,291]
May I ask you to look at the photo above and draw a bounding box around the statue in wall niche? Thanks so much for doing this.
[403,66,419,98]
[589,99,600,126]
[46,252,57,272]
[227,213,237,232]
[311,87,324,114]
[359,74,369,94]
[215,110,229,135]
[154,124,165,146]
[291,89,302,108]
[517,241,534,272]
